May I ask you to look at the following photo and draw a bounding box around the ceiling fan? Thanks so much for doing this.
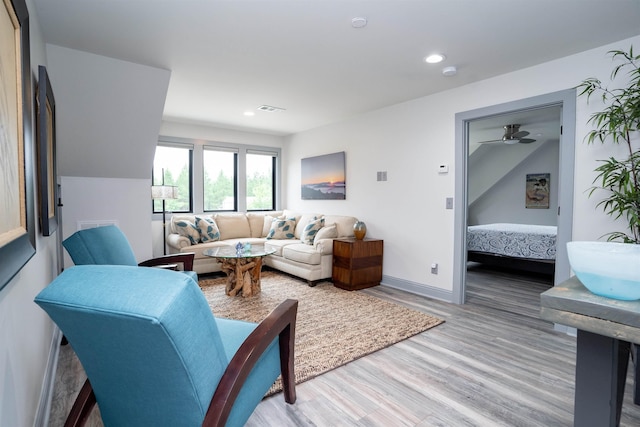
[476,124,536,145]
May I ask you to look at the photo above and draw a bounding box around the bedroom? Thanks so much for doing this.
[465,104,561,293]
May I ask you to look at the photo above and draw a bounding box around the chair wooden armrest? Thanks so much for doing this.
[64,379,96,427]
[138,252,195,271]
[203,299,298,427]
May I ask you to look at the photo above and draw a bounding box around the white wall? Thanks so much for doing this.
[0,1,60,426]
[60,177,153,268]
[469,141,559,225]
[284,35,640,297]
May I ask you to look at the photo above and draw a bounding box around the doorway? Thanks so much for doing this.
[452,90,576,304]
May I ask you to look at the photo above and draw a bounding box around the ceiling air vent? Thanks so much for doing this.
[257,105,286,112]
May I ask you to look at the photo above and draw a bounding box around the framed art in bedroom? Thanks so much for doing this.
[0,0,35,291]
[525,173,550,209]
[37,65,58,236]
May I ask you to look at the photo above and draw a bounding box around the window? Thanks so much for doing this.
[246,151,276,211]
[154,136,280,213]
[203,147,237,211]
[152,144,192,213]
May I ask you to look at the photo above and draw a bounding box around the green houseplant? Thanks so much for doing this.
[577,47,640,243]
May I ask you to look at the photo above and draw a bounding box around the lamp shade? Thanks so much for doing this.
[151,185,178,200]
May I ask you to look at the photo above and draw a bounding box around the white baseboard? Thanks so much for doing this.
[33,327,63,427]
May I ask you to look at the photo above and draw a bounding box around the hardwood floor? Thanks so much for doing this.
[246,265,640,426]
[49,265,640,426]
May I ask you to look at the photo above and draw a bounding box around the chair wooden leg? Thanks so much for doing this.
[279,322,296,404]
[64,379,97,427]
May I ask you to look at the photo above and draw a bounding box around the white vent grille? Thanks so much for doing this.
[77,220,119,231]
[257,105,286,112]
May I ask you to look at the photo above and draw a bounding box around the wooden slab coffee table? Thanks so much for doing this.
[203,245,275,297]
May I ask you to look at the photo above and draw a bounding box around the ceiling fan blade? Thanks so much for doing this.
[476,139,504,144]
[512,130,529,138]
[518,138,536,144]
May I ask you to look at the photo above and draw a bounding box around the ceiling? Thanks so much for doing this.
[33,0,640,136]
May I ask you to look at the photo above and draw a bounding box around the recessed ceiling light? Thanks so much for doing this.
[351,17,367,28]
[425,53,446,64]
[243,111,255,116]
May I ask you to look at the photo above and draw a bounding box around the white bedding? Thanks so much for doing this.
[467,223,557,260]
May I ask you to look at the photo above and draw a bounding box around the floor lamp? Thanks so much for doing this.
[152,179,178,255]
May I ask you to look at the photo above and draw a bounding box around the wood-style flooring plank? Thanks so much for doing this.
[245,265,640,426]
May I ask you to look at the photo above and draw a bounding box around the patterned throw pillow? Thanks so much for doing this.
[301,217,325,245]
[266,218,297,240]
[195,216,220,243]
[174,220,200,245]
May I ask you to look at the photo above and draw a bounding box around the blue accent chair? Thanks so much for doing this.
[35,265,298,427]
[62,225,198,282]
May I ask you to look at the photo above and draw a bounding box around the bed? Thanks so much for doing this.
[467,223,556,275]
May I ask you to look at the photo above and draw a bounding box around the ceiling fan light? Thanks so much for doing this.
[503,138,519,145]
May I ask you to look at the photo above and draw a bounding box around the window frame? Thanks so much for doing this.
[202,146,239,212]
[154,136,281,214]
[152,142,194,214]
[245,150,277,212]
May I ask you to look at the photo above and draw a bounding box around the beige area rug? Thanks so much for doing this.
[199,270,444,395]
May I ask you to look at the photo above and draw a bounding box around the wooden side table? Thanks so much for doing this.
[332,238,383,290]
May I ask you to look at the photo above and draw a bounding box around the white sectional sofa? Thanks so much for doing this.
[166,210,359,283]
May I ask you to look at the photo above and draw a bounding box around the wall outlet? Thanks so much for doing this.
[431,263,438,274]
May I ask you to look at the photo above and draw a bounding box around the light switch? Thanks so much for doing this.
[446,197,453,209]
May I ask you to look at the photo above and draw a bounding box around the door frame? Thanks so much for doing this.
[452,89,576,304]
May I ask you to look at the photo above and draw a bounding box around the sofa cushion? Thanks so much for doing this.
[246,213,267,238]
[195,216,220,243]
[264,239,301,256]
[174,219,200,244]
[301,217,324,245]
[282,244,322,265]
[266,218,296,240]
[214,213,251,240]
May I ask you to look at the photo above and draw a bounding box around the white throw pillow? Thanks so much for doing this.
[262,215,274,237]
[314,223,338,241]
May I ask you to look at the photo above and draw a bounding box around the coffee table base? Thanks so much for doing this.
[216,256,264,297]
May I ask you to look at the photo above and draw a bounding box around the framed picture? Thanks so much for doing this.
[37,65,58,236]
[525,173,550,209]
[301,151,346,200]
[0,0,35,291]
